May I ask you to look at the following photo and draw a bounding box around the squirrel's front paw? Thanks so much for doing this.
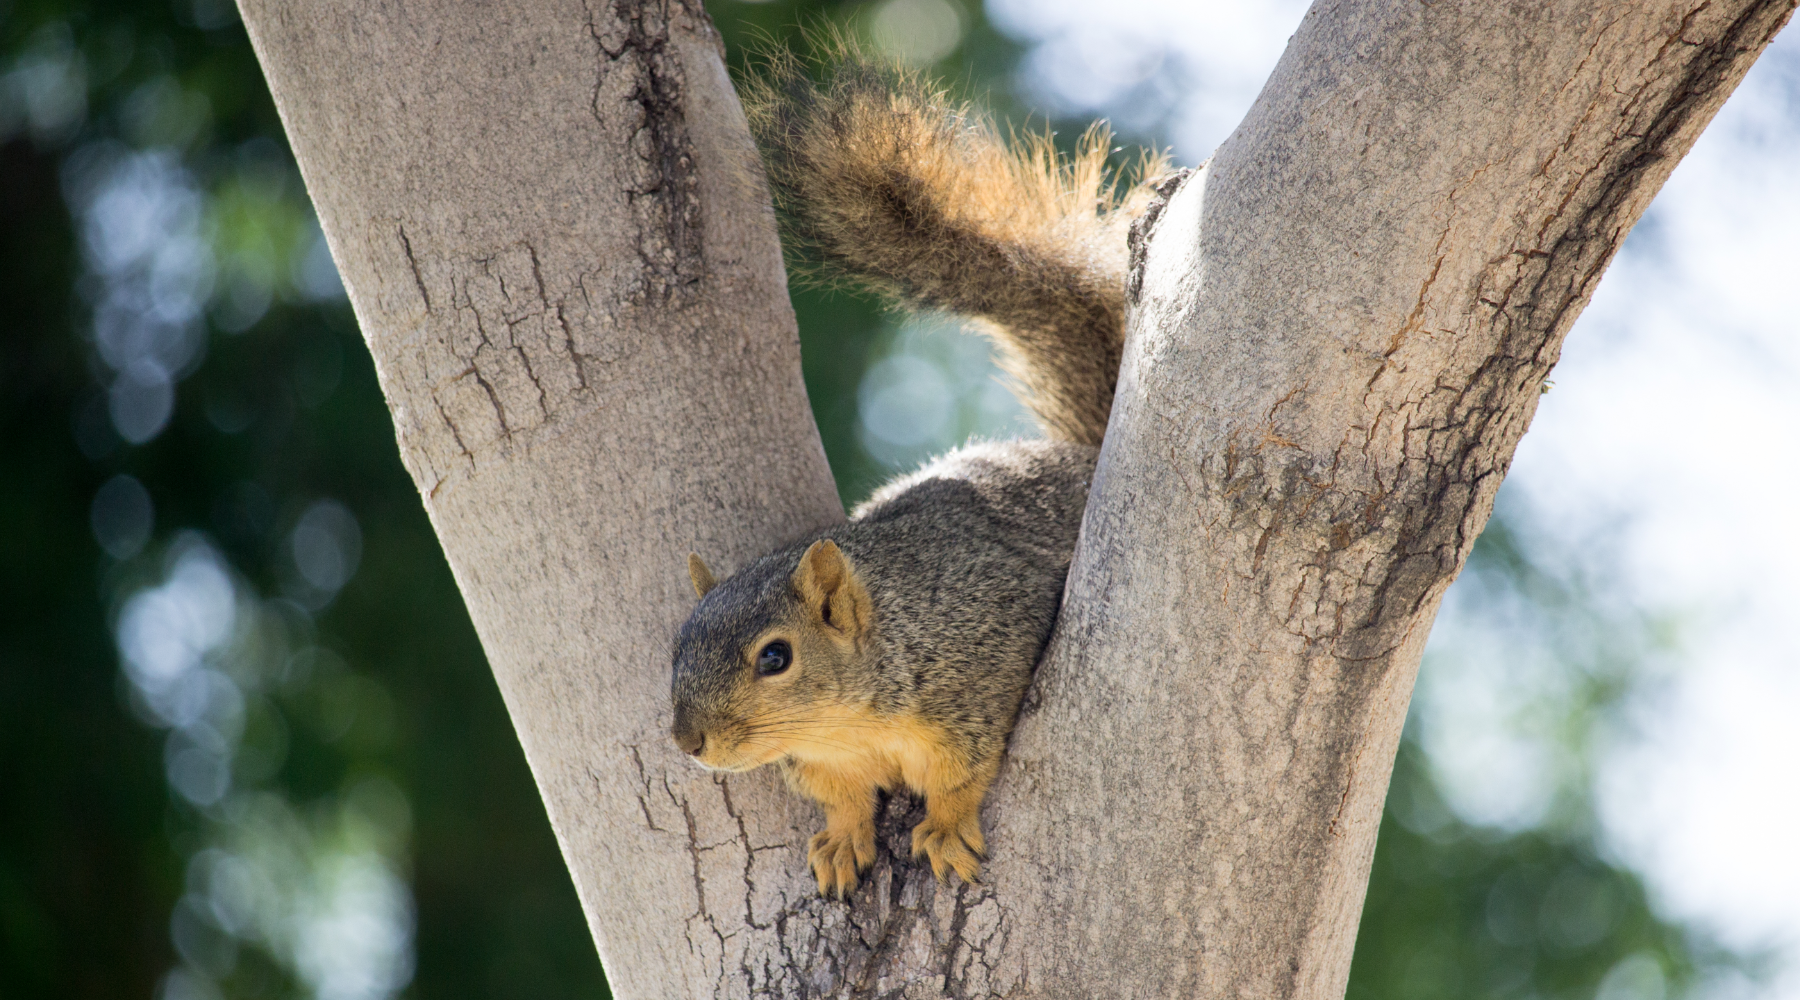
[808,824,875,899]
[910,814,984,886]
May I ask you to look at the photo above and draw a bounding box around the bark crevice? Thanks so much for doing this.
[584,0,707,305]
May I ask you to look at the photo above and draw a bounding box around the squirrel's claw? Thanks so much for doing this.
[808,824,875,900]
[910,816,984,886]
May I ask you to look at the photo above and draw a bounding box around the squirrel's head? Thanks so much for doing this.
[670,539,875,772]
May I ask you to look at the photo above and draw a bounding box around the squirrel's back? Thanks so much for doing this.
[844,437,1093,716]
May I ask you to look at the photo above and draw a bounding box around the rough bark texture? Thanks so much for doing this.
[235,1,848,995]
[237,0,1793,998]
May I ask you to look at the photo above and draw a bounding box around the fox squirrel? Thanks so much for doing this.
[671,48,1172,897]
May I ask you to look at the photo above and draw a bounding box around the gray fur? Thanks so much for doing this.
[672,439,1096,770]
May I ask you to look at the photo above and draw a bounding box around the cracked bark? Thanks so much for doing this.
[237,0,1793,996]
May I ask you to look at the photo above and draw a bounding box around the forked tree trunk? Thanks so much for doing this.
[237,0,1793,996]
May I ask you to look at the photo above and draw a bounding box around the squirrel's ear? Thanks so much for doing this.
[793,540,871,638]
[688,553,718,599]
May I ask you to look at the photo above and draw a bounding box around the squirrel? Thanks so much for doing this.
[671,46,1171,898]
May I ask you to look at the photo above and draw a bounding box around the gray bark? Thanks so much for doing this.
[237,0,1793,997]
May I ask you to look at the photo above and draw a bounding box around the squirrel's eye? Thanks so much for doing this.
[755,640,792,677]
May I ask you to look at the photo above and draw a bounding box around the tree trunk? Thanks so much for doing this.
[237,0,1793,996]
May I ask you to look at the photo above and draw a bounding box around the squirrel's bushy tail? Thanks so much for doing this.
[742,46,1168,446]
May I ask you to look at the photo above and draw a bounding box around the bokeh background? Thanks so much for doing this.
[3,1,1795,999]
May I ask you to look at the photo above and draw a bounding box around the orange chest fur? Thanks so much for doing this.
[779,707,961,799]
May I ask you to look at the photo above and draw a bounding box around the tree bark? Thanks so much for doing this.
[237,0,1793,997]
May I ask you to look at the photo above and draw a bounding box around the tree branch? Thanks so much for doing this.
[990,1,1794,996]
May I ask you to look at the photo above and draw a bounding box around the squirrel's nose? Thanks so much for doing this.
[673,729,705,757]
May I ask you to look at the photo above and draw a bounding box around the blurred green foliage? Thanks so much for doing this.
[0,0,1742,998]
[1356,740,1699,1000]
